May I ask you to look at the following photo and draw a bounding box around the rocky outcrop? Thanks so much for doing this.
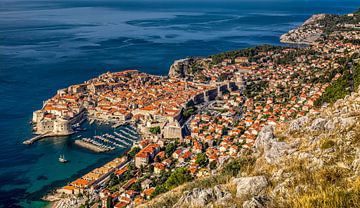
[168,58,192,78]
[288,116,309,133]
[168,57,209,78]
[254,125,274,150]
[243,196,270,208]
[173,185,231,208]
[232,176,268,198]
[264,142,292,164]
[173,176,268,208]
[351,147,360,174]
[308,118,327,131]
[255,126,292,164]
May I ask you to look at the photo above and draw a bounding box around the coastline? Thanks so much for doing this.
[42,149,131,204]
[0,1,358,207]
[25,7,360,208]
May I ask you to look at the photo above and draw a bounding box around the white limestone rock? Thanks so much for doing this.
[173,185,231,208]
[288,116,309,133]
[254,125,274,151]
[309,118,327,131]
[232,176,268,198]
[242,196,269,208]
[264,141,291,164]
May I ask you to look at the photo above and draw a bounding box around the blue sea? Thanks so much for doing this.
[0,0,359,207]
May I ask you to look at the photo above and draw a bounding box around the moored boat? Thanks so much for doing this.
[58,155,68,163]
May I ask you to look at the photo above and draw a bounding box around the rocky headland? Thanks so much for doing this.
[280,14,326,45]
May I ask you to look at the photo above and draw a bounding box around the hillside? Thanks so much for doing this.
[139,9,360,208]
[281,9,360,45]
[141,86,360,208]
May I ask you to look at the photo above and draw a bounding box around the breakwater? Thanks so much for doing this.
[74,140,109,153]
[23,133,51,145]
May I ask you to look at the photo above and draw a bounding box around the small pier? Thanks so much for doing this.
[74,140,109,153]
[111,121,129,128]
[23,133,51,145]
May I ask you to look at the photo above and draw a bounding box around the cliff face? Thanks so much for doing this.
[168,57,209,78]
[143,88,360,208]
[168,58,191,78]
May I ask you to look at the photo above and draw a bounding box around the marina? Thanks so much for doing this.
[114,131,137,143]
[118,129,138,140]
[111,121,129,128]
[103,134,129,146]
[74,125,140,153]
[124,126,138,135]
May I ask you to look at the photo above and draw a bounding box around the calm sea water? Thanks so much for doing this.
[0,0,359,207]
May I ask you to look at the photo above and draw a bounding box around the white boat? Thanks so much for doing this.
[58,155,68,163]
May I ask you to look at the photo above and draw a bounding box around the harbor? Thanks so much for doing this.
[23,117,87,145]
[24,114,141,155]
[74,124,140,153]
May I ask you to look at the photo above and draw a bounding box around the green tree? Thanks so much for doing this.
[221,127,228,135]
[165,143,176,158]
[182,106,197,118]
[163,167,193,190]
[147,164,154,173]
[354,63,360,90]
[150,126,161,134]
[130,181,142,192]
[315,72,350,106]
[209,161,217,170]
[106,196,112,208]
[195,153,208,168]
[108,173,119,187]
[128,146,141,158]
[151,184,168,198]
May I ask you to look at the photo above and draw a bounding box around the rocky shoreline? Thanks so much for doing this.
[280,14,326,45]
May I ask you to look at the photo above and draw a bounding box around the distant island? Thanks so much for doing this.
[37,8,360,208]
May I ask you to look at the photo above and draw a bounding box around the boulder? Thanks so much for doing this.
[340,117,356,129]
[254,125,274,151]
[232,176,268,198]
[309,118,326,131]
[173,185,231,208]
[255,125,290,164]
[324,118,337,131]
[264,141,291,164]
[351,147,360,174]
[288,116,309,133]
[243,196,269,208]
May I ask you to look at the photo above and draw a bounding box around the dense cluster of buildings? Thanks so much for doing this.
[31,70,238,138]
[48,11,360,208]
